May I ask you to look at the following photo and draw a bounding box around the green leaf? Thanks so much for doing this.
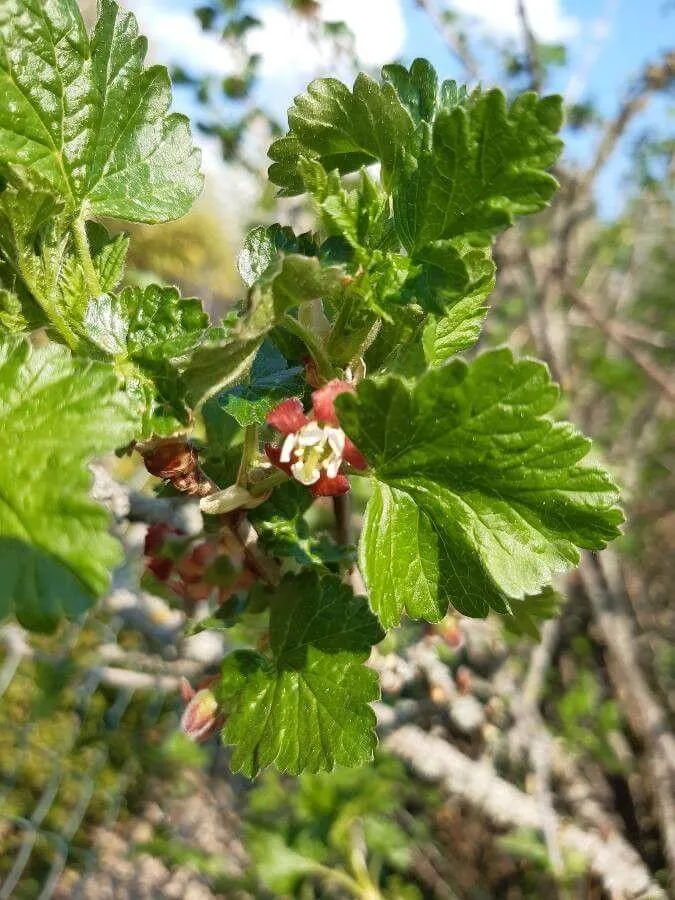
[421,248,495,365]
[238,225,317,287]
[180,334,262,408]
[0,0,202,222]
[182,252,343,407]
[249,481,353,567]
[0,336,138,631]
[220,571,383,775]
[219,340,303,427]
[336,349,623,626]
[248,831,319,894]
[87,284,208,360]
[364,243,495,375]
[0,173,129,339]
[83,284,208,434]
[382,58,469,125]
[268,74,414,195]
[260,253,345,318]
[392,89,563,248]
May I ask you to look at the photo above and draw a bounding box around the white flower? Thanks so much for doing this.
[280,421,346,486]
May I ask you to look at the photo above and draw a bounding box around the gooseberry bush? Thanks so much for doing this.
[0,0,623,776]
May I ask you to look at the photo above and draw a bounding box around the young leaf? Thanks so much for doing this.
[393,89,563,248]
[0,0,202,222]
[0,172,129,339]
[382,58,469,125]
[0,336,138,631]
[268,74,414,195]
[181,253,343,406]
[247,831,321,894]
[83,284,208,434]
[238,225,317,287]
[336,349,623,626]
[220,571,383,775]
[218,340,303,427]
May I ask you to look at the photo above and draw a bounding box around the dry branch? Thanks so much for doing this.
[386,724,666,900]
[580,553,675,883]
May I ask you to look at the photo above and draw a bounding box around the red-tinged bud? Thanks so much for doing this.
[217,569,257,605]
[143,440,197,479]
[179,679,223,743]
[456,666,472,695]
[147,555,173,582]
[144,522,184,557]
[437,620,465,651]
[183,580,213,602]
[176,541,218,583]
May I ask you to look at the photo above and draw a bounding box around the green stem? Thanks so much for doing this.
[281,314,335,382]
[236,424,259,487]
[310,862,369,899]
[249,468,288,497]
[71,216,102,298]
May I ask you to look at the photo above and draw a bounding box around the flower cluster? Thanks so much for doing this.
[143,523,254,605]
[265,380,367,496]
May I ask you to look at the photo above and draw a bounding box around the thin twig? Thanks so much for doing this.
[567,287,675,403]
[516,0,543,92]
[414,0,480,81]
[581,51,675,191]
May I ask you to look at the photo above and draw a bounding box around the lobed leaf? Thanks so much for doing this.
[220,571,383,776]
[393,89,564,248]
[268,74,414,195]
[0,0,202,222]
[0,336,138,631]
[337,348,623,627]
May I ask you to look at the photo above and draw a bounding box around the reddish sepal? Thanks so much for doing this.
[266,398,308,434]
[311,379,355,427]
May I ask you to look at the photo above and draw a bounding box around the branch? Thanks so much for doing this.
[579,553,675,883]
[512,620,563,873]
[516,0,543,92]
[386,724,666,899]
[414,0,480,81]
[582,51,675,191]
[225,511,281,588]
[567,287,675,404]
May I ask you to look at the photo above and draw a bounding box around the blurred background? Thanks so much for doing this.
[1,0,674,897]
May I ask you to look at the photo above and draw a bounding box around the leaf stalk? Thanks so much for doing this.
[71,216,102,298]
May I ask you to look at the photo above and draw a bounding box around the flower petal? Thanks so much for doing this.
[265,443,293,476]
[266,398,309,434]
[309,472,350,496]
[343,438,368,470]
[312,380,355,427]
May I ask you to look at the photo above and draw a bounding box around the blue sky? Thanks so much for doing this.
[127,0,674,218]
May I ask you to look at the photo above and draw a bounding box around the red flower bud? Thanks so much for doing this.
[179,678,223,742]
[146,555,173,582]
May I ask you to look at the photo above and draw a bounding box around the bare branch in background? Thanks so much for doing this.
[564,0,619,104]
[582,51,675,191]
[516,0,543,93]
[386,724,666,899]
[567,287,675,404]
[579,553,675,884]
[414,0,480,81]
